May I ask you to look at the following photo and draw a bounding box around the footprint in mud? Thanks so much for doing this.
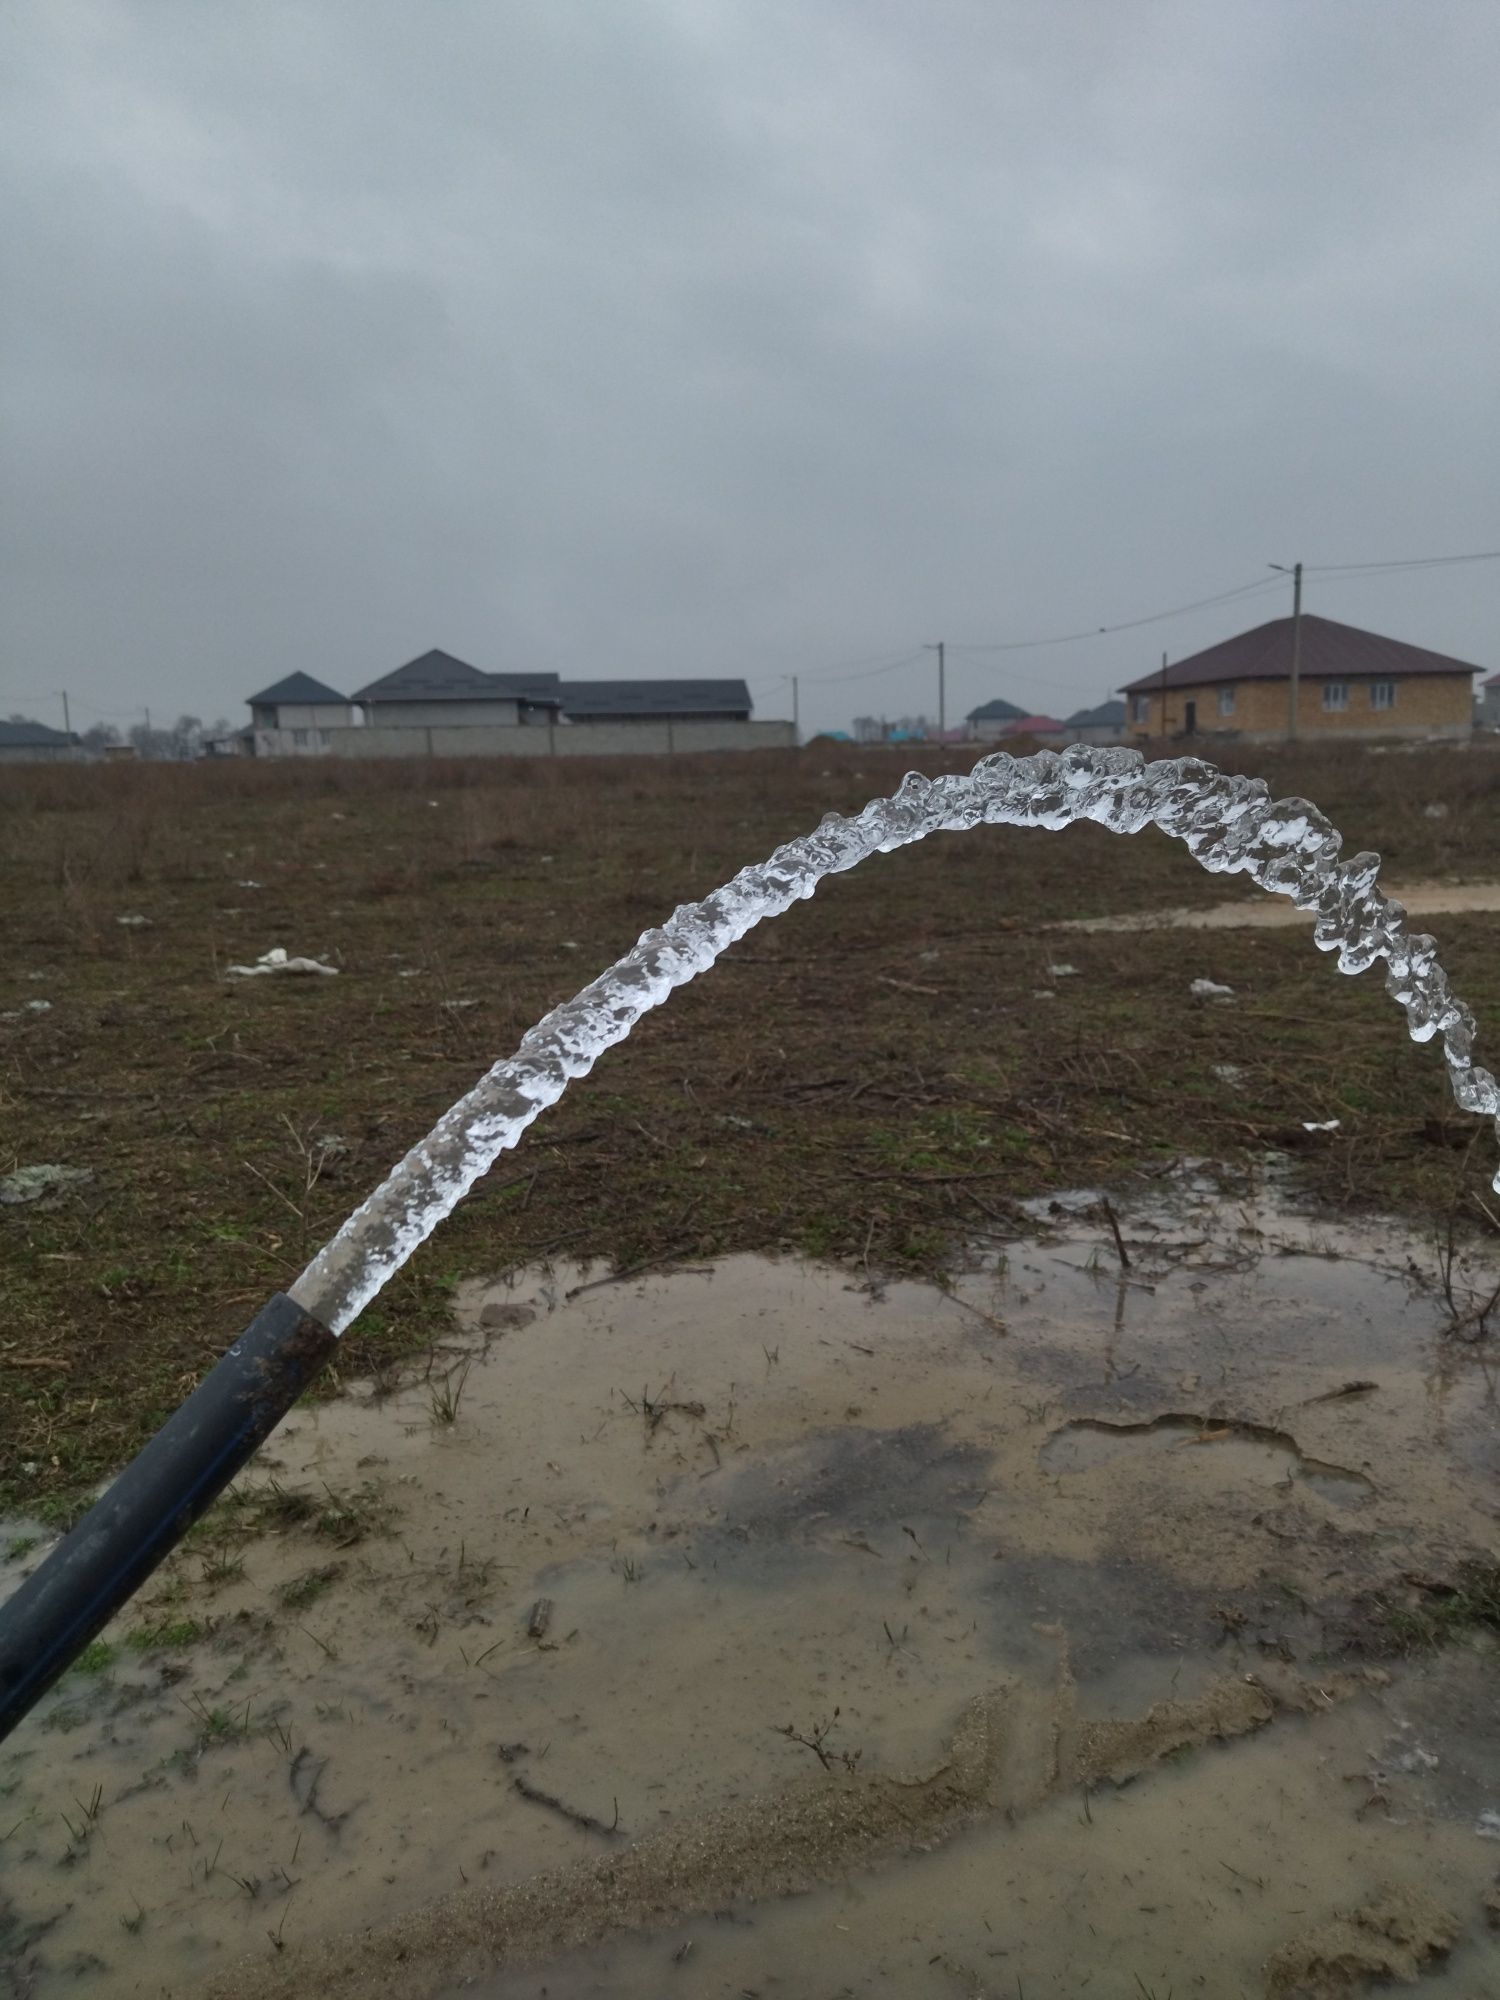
[688,1422,993,1540]
[1040,1412,1373,1505]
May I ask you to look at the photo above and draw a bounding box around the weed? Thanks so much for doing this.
[293,1624,339,1662]
[428,1359,472,1425]
[277,1563,343,1610]
[72,1638,116,1675]
[126,1617,204,1653]
[774,1708,863,1773]
[1379,1562,1500,1653]
[264,1713,296,1755]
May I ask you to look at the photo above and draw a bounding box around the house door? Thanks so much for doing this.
[1183,699,1197,736]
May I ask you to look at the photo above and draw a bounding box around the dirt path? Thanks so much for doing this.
[1057,878,1500,932]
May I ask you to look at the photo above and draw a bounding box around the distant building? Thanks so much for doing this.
[245,672,357,756]
[202,729,254,758]
[557,679,752,723]
[852,714,932,744]
[1061,700,1126,746]
[352,650,561,729]
[1120,615,1482,744]
[236,647,788,757]
[1480,672,1500,731]
[0,718,83,763]
[964,697,1027,743]
[996,713,1067,744]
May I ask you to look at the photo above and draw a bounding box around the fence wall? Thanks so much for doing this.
[256,719,797,759]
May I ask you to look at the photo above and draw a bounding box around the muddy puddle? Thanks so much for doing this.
[2,1172,1497,1998]
[1056,878,1500,933]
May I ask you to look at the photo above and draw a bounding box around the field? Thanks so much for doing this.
[3,738,1498,1518]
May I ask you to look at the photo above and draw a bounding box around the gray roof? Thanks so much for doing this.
[0,718,80,748]
[246,671,348,706]
[966,697,1026,722]
[1120,615,1485,695]
[559,678,752,719]
[1064,699,1125,729]
[353,648,561,704]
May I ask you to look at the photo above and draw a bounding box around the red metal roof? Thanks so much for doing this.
[1000,714,1066,734]
[1119,615,1485,696]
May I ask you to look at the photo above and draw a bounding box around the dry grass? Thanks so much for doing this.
[2,738,1498,1518]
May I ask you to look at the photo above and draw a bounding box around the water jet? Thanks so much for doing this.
[1,745,1494,1738]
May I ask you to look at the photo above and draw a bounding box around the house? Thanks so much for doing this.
[557,679,752,723]
[353,649,561,728]
[965,697,1027,743]
[1120,615,1482,744]
[239,648,791,757]
[997,713,1067,744]
[853,714,932,744]
[1480,672,1500,731]
[245,673,357,755]
[0,718,83,763]
[1061,699,1125,746]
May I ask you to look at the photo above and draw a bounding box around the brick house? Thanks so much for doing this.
[1480,671,1500,731]
[1120,615,1483,745]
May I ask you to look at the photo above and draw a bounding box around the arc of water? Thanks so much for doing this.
[292,745,1499,1336]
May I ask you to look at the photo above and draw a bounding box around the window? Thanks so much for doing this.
[1370,681,1395,710]
[1132,695,1150,724]
[1217,685,1236,717]
[292,728,308,746]
[1321,682,1348,712]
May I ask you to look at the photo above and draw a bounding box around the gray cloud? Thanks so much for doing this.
[3,0,1496,738]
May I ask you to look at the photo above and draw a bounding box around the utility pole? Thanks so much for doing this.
[791,675,799,744]
[1270,561,1303,740]
[1159,652,1168,738]
[925,641,945,739]
[60,691,70,738]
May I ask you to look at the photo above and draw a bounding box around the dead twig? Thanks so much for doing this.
[564,1244,694,1301]
[1098,1195,1131,1271]
[510,1772,621,1838]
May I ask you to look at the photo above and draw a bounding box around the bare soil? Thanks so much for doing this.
[2,738,1498,1516]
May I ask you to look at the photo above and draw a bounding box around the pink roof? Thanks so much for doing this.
[1000,714,1066,735]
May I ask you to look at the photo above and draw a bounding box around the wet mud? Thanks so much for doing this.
[1,1173,1496,1998]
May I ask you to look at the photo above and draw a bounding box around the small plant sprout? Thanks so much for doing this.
[428,1358,472,1425]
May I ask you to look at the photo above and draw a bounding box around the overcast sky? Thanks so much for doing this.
[3,0,1497,739]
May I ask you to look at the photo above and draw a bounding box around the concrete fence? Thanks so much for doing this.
[252,719,797,760]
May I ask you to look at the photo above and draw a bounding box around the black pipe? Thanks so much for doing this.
[0,1293,336,1741]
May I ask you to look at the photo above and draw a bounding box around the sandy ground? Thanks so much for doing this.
[2,1170,1497,1998]
[1056,879,1500,933]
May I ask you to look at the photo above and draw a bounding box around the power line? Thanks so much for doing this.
[785,545,1497,704]
[947,574,1285,656]
[815,649,928,687]
[1304,549,1500,575]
